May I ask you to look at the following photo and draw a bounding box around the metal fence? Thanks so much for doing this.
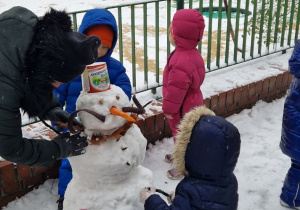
[21,0,299,126]
[68,0,299,94]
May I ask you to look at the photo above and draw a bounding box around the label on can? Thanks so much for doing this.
[81,62,110,93]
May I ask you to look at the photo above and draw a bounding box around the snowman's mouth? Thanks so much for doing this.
[89,113,138,145]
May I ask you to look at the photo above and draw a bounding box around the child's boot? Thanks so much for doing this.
[280,165,300,209]
[57,195,64,210]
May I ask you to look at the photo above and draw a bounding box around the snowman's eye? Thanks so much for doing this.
[116,96,120,100]
[99,99,104,104]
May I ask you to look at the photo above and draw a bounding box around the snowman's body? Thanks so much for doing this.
[64,85,153,210]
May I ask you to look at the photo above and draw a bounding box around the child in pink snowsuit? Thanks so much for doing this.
[163,9,206,179]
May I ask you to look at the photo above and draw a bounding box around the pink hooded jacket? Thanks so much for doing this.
[162,9,206,117]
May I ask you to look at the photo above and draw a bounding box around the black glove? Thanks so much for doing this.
[45,107,82,127]
[52,132,88,159]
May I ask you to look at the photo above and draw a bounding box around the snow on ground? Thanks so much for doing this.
[4,97,290,210]
[2,49,293,210]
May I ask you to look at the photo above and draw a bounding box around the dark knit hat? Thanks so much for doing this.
[24,8,101,84]
[50,32,101,83]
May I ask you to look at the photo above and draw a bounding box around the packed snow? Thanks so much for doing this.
[0,0,297,209]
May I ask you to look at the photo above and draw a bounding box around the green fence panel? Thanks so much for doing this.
[258,0,266,55]
[118,7,123,64]
[225,0,232,64]
[250,1,257,58]
[266,0,274,50]
[143,3,148,85]
[234,0,241,62]
[197,1,203,53]
[242,0,250,60]
[287,0,295,46]
[131,6,136,89]
[206,0,213,70]
[274,0,282,45]
[216,0,223,67]
[281,0,288,47]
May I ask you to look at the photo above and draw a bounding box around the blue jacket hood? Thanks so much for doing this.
[79,9,118,62]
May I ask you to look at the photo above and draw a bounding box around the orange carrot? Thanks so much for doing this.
[110,106,136,123]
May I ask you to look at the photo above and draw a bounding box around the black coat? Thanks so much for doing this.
[0,6,71,166]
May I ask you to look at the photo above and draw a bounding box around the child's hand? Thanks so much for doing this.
[140,187,156,204]
[167,190,175,204]
[164,114,173,119]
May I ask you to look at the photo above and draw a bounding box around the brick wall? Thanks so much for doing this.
[139,71,293,145]
[0,161,60,207]
[0,71,293,208]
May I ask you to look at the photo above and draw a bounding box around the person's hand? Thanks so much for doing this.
[164,114,173,119]
[45,107,82,127]
[140,187,156,204]
[167,190,175,204]
[52,132,88,159]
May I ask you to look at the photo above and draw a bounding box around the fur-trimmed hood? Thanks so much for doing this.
[173,106,240,184]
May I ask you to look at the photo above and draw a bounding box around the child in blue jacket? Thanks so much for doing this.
[54,8,132,210]
[280,39,300,209]
[140,106,241,210]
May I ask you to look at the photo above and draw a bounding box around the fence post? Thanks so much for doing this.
[177,0,184,10]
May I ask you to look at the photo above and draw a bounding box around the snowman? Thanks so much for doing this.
[63,85,153,210]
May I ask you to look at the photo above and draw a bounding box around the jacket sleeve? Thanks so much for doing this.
[0,83,61,166]
[144,194,191,210]
[53,83,69,108]
[111,63,132,100]
[106,58,132,100]
[162,63,191,115]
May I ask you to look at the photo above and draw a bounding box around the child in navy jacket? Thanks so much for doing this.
[140,106,241,210]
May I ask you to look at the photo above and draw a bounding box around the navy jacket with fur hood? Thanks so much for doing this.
[145,106,241,210]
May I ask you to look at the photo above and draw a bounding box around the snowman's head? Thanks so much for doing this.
[75,85,143,138]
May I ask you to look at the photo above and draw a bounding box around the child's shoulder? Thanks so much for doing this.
[106,57,124,68]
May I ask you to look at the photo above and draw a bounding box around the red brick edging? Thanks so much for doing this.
[139,71,293,145]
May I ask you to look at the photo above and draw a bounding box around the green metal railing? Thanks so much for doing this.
[59,1,300,94]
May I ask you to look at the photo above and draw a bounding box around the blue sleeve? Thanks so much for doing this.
[53,83,70,108]
[112,64,132,100]
[51,83,70,129]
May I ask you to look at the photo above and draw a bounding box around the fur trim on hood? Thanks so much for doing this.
[21,8,72,117]
[173,106,215,176]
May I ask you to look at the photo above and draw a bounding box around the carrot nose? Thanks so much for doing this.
[110,106,136,123]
